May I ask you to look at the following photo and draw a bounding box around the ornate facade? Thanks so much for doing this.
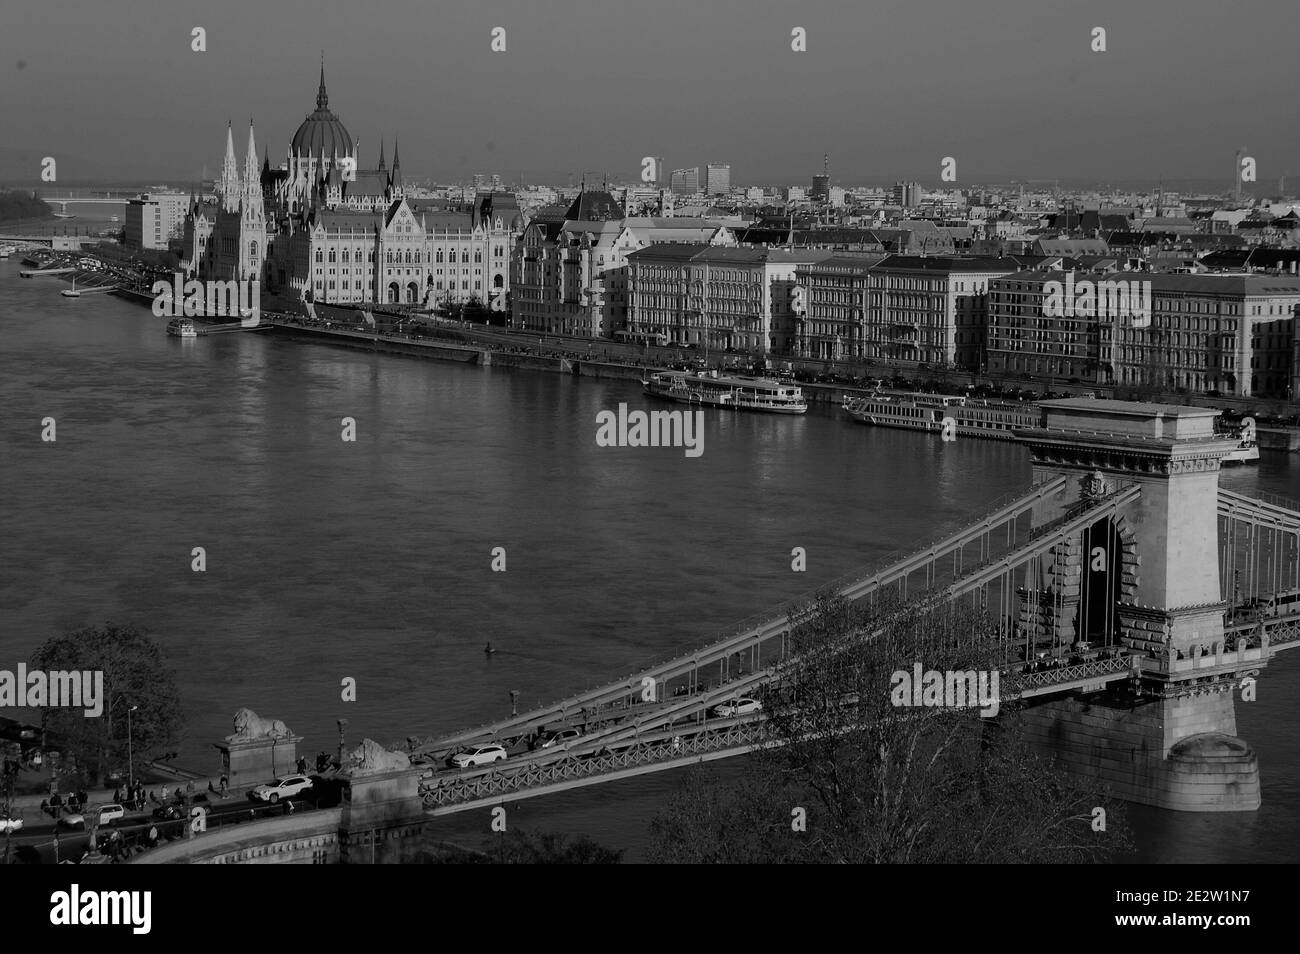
[183,64,521,311]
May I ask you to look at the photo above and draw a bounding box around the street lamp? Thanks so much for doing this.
[127,705,139,791]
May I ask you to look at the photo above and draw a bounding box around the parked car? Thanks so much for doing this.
[538,728,583,749]
[248,775,313,803]
[710,697,763,718]
[448,744,508,768]
[0,814,22,833]
[57,813,86,830]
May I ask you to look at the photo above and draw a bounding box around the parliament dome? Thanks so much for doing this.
[291,65,354,159]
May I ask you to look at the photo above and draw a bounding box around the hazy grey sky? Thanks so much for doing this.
[2,0,1295,186]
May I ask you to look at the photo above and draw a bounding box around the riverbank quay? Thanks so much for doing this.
[94,288,1300,440]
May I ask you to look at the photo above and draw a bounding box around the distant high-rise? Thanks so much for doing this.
[671,167,701,193]
[811,153,830,200]
[893,181,921,208]
[705,163,731,195]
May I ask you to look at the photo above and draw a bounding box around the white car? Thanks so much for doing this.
[249,775,313,803]
[539,728,583,749]
[0,814,22,833]
[94,803,126,827]
[710,697,763,718]
[449,744,508,768]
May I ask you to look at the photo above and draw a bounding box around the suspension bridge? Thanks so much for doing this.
[400,399,1297,817]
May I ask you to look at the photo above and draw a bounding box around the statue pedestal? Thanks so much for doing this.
[213,735,303,790]
[337,767,426,864]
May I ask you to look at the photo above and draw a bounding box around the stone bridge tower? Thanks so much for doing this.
[1014,399,1262,812]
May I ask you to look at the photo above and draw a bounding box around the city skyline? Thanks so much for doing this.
[1,0,1297,185]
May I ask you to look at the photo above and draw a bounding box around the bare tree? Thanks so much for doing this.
[651,593,1130,863]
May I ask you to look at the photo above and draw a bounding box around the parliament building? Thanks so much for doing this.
[182,64,522,312]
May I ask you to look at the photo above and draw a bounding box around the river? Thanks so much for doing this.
[1,259,1296,862]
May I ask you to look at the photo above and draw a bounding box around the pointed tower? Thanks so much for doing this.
[220,121,240,212]
[391,136,403,195]
[377,139,386,172]
[243,121,263,206]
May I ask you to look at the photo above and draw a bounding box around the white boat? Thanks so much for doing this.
[109,215,120,223]
[166,317,198,338]
[842,391,1042,440]
[643,369,807,414]
[1221,437,1260,465]
[60,278,80,298]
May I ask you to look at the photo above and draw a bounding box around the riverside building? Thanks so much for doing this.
[986,270,1300,398]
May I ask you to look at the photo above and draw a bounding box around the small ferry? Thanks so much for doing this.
[843,392,1042,440]
[643,369,808,414]
[166,317,198,338]
[1219,423,1260,465]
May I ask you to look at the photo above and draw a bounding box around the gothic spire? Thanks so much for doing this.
[316,54,329,111]
[391,136,402,190]
[377,139,386,172]
[220,120,240,212]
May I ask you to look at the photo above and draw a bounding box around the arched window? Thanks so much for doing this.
[461,250,469,263]
[315,248,323,263]
[474,250,482,263]
[386,250,393,264]
[250,241,258,259]
[342,249,350,263]
[436,249,444,263]
[328,248,336,263]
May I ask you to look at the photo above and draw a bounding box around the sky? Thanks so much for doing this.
[0,0,1296,188]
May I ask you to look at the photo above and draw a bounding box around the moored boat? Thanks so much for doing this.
[842,391,1041,440]
[643,369,808,414]
[166,317,198,338]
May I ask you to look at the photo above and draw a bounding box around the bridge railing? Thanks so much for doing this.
[421,720,770,810]
[1001,654,1134,697]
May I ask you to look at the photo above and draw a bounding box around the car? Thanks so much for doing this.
[538,727,583,749]
[248,775,313,803]
[57,813,86,830]
[710,697,763,718]
[0,815,22,833]
[448,744,508,768]
[152,804,183,821]
[94,804,126,827]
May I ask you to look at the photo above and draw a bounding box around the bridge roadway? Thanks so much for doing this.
[417,652,1145,815]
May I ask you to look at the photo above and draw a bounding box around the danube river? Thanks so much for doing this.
[1,260,1297,862]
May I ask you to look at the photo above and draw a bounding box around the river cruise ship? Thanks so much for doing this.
[842,392,1041,441]
[643,369,808,414]
[166,317,198,338]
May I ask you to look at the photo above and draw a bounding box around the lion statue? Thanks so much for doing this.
[225,707,293,742]
[344,738,412,776]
